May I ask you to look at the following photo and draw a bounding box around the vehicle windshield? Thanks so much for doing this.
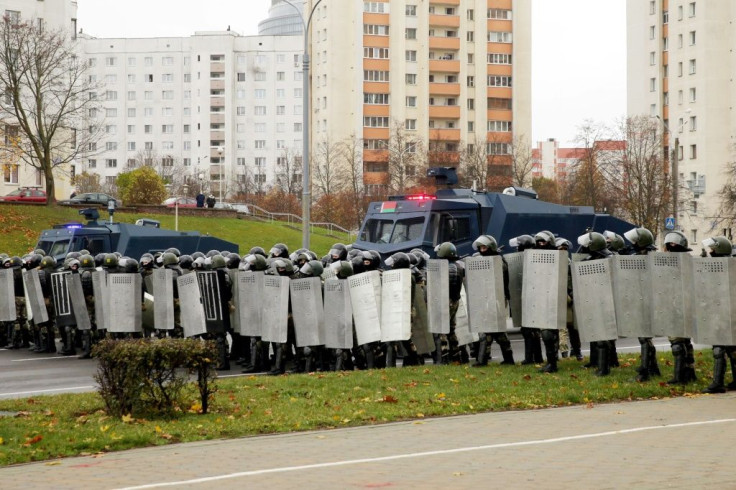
[6,189,22,196]
[47,240,70,257]
[360,217,426,244]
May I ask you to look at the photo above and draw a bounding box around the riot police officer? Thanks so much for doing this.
[433,242,466,365]
[470,235,515,366]
[509,234,544,365]
[3,256,28,350]
[623,227,659,382]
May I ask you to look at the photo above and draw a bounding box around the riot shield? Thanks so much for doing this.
[454,287,479,347]
[321,267,337,281]
[648,252,693,338]
[92,270,109,331]
[691,257,736,345]
[227,269,239,333]
[23,272,32,321]
[142,293,155,331]
[153,269,175,330]
[411,283,434,355]
[68,274,91,330]
[324,279,353,349]
[262,275,289,344]
[143,274,154,296]
[427,259,450,334]
[0,269,16,322]
[348,271,382,345]
[197,271,226,334]
[237,271,264,337]
[23,269,48,325]
[505,252,524,328]
[290,277,325,347]
[571,260,617,343]
[51,272,76,327]
[380,269,412,342]
[107,273,142,333]
[464,256,506,333]
[521,250,566,330]
[610,255,651,338]
[177,273,206,337]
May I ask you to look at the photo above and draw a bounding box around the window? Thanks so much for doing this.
[406,73,417,85]
[689,144,697,159]
[689,31,696,45]
[294,88,303,97]
[105,125,117,134]
[184,73,191,83]
[88,159,96,169]
[144,125,152,134]
[183,125,190,134]
[144,108,153,117]
[364,24,389,35]
[162,141,174,150]
[487,76,512,87]
[487,8,512,19]
[255,157,266,167]
[468,121,475,132]
[162,90,174,100]
[689,87,697,102]
[161,124,173,134]
[255,140,266,149]
[128,108,136,117]
[488,53,512,64]
[162,73,173,83]
[276,72,285,81]
[488,31,512,43]
[127,125,135,134]
[105,159,117,168]
[678,5,684,20]
[488,143,511,155]
[467,98,475,110]
[467,31,474,42]
[255,89,266,98]
[255,72,266,81]
[293,105,302,115]
[237,124,246,133]
[294,123,302,132]
[689,116,697,131]
[145,142,153,150]
[276,105,285,115]
[467,76,474,87]
[649,51,656,65]
[255,106,267,115]
[127,142,136,151]
[678,62,683,77]
[487,120,512,132]
[364,117,390,128]
[106,108,117,117]
[363,47,389,59]
[255,123,266,132]
[364,70,390,82]
[689,59,696,75]
[405,5,416,16]
[663,10,668,24]
[405,28,417,39]
[649,26,655,40]
[406,50,417,62]
[649,1,656,15]
[144,91,153,100]
[364,2,387,13]
[688,2,696,17]
[105,90,117,101]
[678,34,683,49]
[650,77,656,92]
[2,164,18,184]
[105,56,117,67]
[364,93,390,105]
[105,74,117,83]
[406,96,416,107]
[162,107,173,116]
[162,56,173,65]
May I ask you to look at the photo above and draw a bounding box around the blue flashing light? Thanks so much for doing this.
[64,223,83,229]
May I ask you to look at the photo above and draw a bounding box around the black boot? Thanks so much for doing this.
[584,342,598,368]
[667,343,686,385]
[472,337,488,367]
[363,344,375,369]
[684,342,697,383]
[531,330,543,363]
[727,356,736,390]
[595,342,610,376]
[242,338,262,373]
[433,334,445,365]
[609,340,620,368]
[703,348,727,394]
[500,342,515,365]
[539,330,559,373]
[385,342,396,368]
[648,344,660,377]
[216,334,230,371]
[78,330,92,359]
[520,328,535,365]
[636,340,650,382]
[268,344,285,375]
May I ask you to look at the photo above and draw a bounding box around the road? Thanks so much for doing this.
[0,335,685,400]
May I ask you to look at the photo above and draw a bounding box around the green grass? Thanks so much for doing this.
[0,350,719,467]
[0,204,350,257]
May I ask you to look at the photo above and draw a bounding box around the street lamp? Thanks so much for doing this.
[656,110,691,230]
[217,146,224,204]
[284,0,324,249]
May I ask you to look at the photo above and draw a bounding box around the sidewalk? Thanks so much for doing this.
[1,393,734,489]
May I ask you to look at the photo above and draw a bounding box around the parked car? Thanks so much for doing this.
[214,202,250,213]
[163,197,198,208]
[0,187,47,203]
[58,193,121,207]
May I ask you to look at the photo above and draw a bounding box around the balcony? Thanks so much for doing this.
[429,83,460,96]
[210,114,225,124]
[429,14,460,28]
[429,36,460,50]
[430,0,460,5]
[428,128,461,140]
[429,105,461,119]
[429,59,460,73]
[210,97,225,107]
[210,130,225,140]
[210,62,225,73]
[686,175,706,195]
[210,80,225,90]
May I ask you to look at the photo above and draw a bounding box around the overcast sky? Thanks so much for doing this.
[76,0,626,147]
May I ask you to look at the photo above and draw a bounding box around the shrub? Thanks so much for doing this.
[93,338,217,417]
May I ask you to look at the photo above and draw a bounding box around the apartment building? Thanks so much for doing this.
[81,32,303,198]
[628,0,733,243]
[307,0,532,194]
[0,0,78,199]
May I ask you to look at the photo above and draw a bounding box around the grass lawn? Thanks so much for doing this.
[0,350,718,467]
[0,204,350,257]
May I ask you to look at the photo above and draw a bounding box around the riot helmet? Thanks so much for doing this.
[140,253,154,269]
[472,235,498,255]
[192,256,206,270]
[103,253,119,269]
[205,249,220,258]
[331,260,354,279]
[555,237,573,251]
[67,259,80,272]
[191,251,205,261]
[33,249,46,257]
[40,256,57,270]
[624,227,654,248]
[164,247,181,258]
[603,230,626,252]
[211,254,227,269]
[271,258,292,276]
[79,254,95,270]
[435,242,458,260]
[179,254,194,270]
[385,252,411,269]
[509,235,535,252]
[226,253,241,269]
[123,258,139,273]
[66,251,81,261]
[702,236,732,257]
[534,230,557,249]
[664,231,691,252]
[362,250,381,271]
[5,256,22,269]
[27,254,43,269]
[249,246,267,257]
[269,243,289,259]
[351,256,366,275]
[299,259,324,277]
[162,252,179,267]
[328,243,348,262]
[94,253,106,268]
[347,248,362,260]
[577,232,607,253]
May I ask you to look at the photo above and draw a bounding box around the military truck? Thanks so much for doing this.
[35,208,238,262]
[353,167,636,258]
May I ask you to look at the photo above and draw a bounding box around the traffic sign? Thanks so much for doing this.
[665,216,676,230]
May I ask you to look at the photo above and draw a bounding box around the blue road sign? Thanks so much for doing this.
[665,217,676,230]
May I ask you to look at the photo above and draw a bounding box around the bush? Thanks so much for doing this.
[93,338,217,417]
[117,166,168,205]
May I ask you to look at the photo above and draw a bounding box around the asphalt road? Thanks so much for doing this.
[0,335,685,400]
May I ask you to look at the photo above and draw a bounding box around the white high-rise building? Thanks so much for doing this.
[81,32,303,198]
[0,0,78,198]
[628,0,733,243]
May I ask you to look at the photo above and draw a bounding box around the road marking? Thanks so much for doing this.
[0,386,95,397]
[115,418,736,490]
[11,356,77,362]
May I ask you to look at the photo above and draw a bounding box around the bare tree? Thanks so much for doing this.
[387,120,422,194]
[340,133,369,229]
[510,135,535,188]
[0,17,102,204]
[717,150,736,229]
[312,137,344,198]
[274,148,302,196]
[459,136,492,189]
[565,120,616,211]
[128,148,189,194]
[229,164,256,202]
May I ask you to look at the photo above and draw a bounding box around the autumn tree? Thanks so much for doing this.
[565,120,617,211]
[116,166,167,205]
[458,136,493,189]
[0,16,101,204]
[312,137,344,199]
[717,150,736,229]
[387,120,422,194]
[510,135,535,188]
[339,133,371,230]
[532,176,560,203]
[72,171,101,194]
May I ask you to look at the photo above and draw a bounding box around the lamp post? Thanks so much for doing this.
[217,146,224,204]
[656,110,690,230]
[284,0,324,249]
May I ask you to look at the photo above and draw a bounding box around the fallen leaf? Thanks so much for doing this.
[45,462,61,466]
[155,426,162,433]
[121,414,133,424]
[382,395,399,403]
